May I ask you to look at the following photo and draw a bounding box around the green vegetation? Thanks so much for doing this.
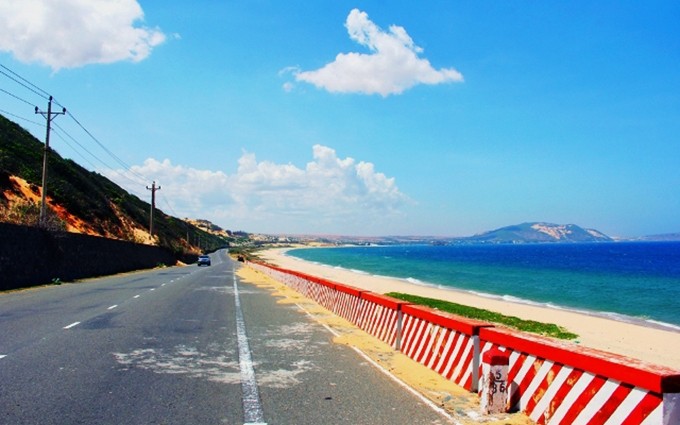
[386,292,578,340]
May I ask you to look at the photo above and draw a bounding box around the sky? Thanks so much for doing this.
[0,1,678,238]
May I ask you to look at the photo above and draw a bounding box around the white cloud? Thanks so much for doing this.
[102,145,411,234]
[293,9,463,96]
[0,0,166,70]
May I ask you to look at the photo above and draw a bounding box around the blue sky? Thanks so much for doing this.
[1,1,678,238]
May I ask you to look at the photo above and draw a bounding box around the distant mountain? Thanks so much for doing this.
[461,222,612,244]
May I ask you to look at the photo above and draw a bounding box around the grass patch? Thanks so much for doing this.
[386,292,578,340]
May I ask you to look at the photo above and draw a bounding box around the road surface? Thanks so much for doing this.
[0,249,451,424]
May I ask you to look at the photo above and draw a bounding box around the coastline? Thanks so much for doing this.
[257,247,680,369]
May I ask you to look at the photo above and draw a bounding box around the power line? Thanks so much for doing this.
[159,191,179,217]
[0,66,49,101]
[0,64,51,97]
[65,111,147,182]
[0,62,159,208]
[0,63,143,179]
[52,122,109,168]
[0,108,43,127]
[0,105,148,198]
[51,122,147,187]
[0,87,37,107]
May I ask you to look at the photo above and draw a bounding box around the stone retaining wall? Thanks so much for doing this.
[0,222,177,290]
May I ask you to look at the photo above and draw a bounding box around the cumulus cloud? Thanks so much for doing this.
[0,0,166,70]
[102,145,411,233]
[293,9,463,96]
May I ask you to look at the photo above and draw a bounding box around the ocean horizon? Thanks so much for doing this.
[286,242,680,332]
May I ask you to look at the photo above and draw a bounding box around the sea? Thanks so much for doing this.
[286,242,680,331]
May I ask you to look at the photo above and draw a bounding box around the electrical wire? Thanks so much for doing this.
[0,65,49,101]
[0,62,158,203]
[0,65,49,100]
[159,191,180,218]
[52,122,147,187]
[65,111,148,182]
[0,108,43,128]
[0,87,37,108]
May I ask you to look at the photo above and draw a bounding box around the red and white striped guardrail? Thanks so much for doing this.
[478,327,680,424]
[333,283,365,325]
[246,260,680,425]
[400,304,491,391]
[357,292,406,348]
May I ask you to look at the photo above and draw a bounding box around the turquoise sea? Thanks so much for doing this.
[287,242,680,330]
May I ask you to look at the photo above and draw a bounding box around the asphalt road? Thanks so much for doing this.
[0,249,451,425]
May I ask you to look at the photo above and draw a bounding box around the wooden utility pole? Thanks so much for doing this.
[35,96,66,225]
[146,181,161,237]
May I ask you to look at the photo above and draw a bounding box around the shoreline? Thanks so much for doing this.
[390,275,680,334]
[257,247,680,369]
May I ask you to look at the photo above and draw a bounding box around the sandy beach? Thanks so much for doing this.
[257,248,680,369]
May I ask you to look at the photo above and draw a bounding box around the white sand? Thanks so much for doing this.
[258,248,680,370]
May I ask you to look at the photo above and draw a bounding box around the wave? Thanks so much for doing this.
[283,247,680,331]
[326,265,680,330]
[405,277,425,285]
[645,319,680,332]
[451,290,680,332]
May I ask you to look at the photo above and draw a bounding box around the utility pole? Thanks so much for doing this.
[146,181,161,238]
[35,96,66,226]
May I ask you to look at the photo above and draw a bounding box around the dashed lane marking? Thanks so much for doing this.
[133,295,140,299]
[108,305,118,310]
[63,322,81,330]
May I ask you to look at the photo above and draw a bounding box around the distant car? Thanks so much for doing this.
[197,255,211,266]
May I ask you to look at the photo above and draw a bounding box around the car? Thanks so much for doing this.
[197,255,211,266]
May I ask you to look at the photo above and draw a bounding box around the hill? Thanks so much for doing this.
[0,113,228,257]
[460,222,612,244]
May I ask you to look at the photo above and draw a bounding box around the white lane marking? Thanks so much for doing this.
[233,274,267,425]
[0,355,6,360]
[296,303,459,425]
[150,288,155,291]
[133,295,140,299]
[63,322,81,330]
[161,283,166,287]
[108,305,118,310]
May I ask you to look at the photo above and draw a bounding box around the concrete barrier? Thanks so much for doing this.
[333,283,366,325]
[357,292,407,348]
[248,260,680,424]
[479,327,680,424]
[401,304,491,391]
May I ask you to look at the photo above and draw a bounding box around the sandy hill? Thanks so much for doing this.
[0,113,226,255]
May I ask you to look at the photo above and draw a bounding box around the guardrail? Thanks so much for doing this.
[248,260,680,425]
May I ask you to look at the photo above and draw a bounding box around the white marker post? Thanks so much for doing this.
[480,348,510,414]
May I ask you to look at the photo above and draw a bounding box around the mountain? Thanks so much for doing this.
[461,222,612,244]
[0,113,228,256]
